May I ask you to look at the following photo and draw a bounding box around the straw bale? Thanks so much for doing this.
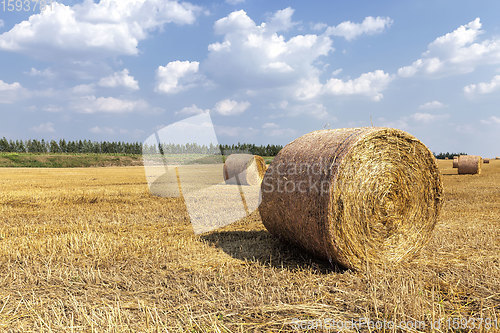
[223,154,266,185]
[259,127,443,270]
[458,155,482,175]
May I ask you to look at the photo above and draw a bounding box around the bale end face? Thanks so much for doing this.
[223,154,266,185]
[458,155,482,175]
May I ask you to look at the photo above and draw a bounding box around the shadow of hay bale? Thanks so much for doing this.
[201,230,345,274]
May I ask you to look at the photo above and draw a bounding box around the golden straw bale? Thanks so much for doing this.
[223,154,266,185]
[483,158,490,164]
[458,155,482,175]
[259,127,443,270]
[453,156,458,168]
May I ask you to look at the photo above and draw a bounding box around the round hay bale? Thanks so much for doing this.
[458,155,482,175]
[223,154,266,185]
[483,158,490,164]
[453,156,458,168]
[259,127,443,270]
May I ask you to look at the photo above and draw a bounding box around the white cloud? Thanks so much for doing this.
[0,0,201,59]
[480,115,500,125]
[326,16,393,41]
[464,75,500,95]
[410,112,449,123]
[42,105,63,113]
[290,103,329,119]
[205,9,332,92]
[262,122,279,129]
[176,104,209,116]
[0,79,21,91]
[0,79,23,104]
[267,127,297,137]
[26,67,54,78]
[418,100,447,109]
[214,99,250,115]
[398,18,500,78]
[71,84,95,95]
[311,22,327,31]
[156,60,200,94]
[31,122,55,133]
[73,96,148,114]
[260,121,296,137]
[324,70,393,101]
[89,126,115,135]
[226,0,244,4]
[90,126,144,136]
[98,69,139,90]
[294,77,324,100]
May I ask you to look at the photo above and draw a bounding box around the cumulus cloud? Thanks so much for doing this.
[480,115,500,125]
[324,70,393,101]
[214,99,250,115]
[42,105,63,113]
[398,18,500,78]
[205,9,332,91]
[411,112,449,123]
[325,16,393,41]
[0,79,23,103]
[176,104,209,116]
[267,127,297,137]
[31,122,55,133]
[418,100,447,109]
[26,67,55,78]
[98,69,139,90]
[73,96,148,114]
[156,61,200,94]
[262,122,279,129]
[0,79,21,91]
[464,75,500,96]
[71,84,95,95]
[89,126,115,135]
[0,0,201,59]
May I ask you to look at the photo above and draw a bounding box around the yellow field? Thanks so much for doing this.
[0,161,498,331]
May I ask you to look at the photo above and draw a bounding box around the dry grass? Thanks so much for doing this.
[0,162,498,332]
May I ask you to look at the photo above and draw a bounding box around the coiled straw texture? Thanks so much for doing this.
[259,127,443,270]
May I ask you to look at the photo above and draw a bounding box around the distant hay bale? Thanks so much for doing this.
[453,156,458,168]
[259,127,443,270]
[483,158,490,164]
[223,154,266,185]
[458,155,482,175]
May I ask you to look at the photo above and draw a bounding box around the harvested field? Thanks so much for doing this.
[0,161,498,331]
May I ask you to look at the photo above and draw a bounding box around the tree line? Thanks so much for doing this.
[0,138,284,156]
[0,138,143,154]
[433,152,467,159]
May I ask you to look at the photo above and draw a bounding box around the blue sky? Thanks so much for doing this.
[0,0,499,156]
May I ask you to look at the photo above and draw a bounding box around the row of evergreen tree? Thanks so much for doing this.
[0,138,284,156]
[0,138,143,154]
[434,152,467,159]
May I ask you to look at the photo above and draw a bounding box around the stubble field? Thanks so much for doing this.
[0,160,498,331]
